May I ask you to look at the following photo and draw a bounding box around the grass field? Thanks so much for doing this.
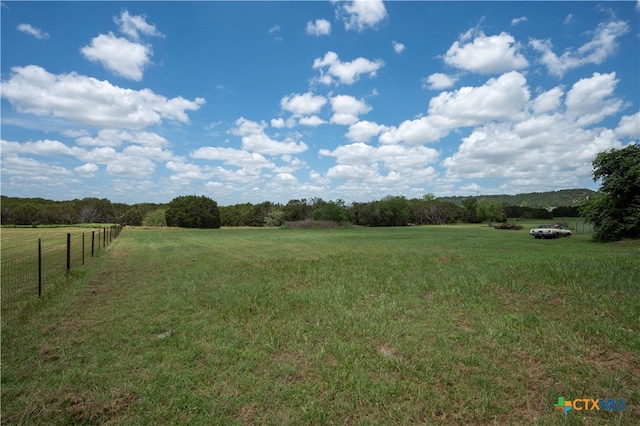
[1,226,114,260]
[1,224,639,425]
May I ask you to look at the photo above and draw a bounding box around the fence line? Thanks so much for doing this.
[1,225,123,321]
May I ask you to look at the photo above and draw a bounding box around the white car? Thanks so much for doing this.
[529,224,572,239]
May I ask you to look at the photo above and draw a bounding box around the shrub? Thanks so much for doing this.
[494,222,523,230]
[165,195,221,229]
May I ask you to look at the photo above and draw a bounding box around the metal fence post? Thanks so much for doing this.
[38,238,42,298]
[66,233,71,274]
[103,228,106,248]
[92,230,95,257]
[82,232,85,266]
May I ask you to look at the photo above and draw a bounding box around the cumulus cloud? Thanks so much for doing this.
[230,117,308,155]
[312,51,384,85]
[80,11,162,81]
[439,73,627,192]
[320,142,439,170]
[531,87,564,115]
[381,71,530,144]
[115,10,163,41]
[1,65,205,130]
[74,129,169,148]
[191,146,276,169]
[530,20,629,77]
[442,119,622,189]
[392,41,406,54]
[565,72,623,126]
[81,33,152,81]
[334,0,388,32]
[306,19,331,36]
[298,115,326,127]
[615,112,640,138]
[280,92,327,115]
[329,95,372,125]
[443,29,528,74]
[75,163,99,176]
[17,23,49,39]
[423,73,458,90]
[345,120,389,143]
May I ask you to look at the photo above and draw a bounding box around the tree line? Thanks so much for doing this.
[1,193,580,229]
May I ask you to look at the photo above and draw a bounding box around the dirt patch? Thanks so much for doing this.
[40,344,59,363]
[42,323,57,334]
[51,388,137,424]
[238,402,260,425]
[437,256,451,264]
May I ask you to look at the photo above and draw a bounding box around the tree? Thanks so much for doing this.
[144,209,167,227]
[581,144,640,241]
[121,207,143,226]
[476,199,505,226]
[165,195,221,229]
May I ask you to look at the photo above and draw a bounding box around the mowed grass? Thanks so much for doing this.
[1,225,639,425]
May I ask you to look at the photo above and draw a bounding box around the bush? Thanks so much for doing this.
[494,222,523,230]
[165,195,221,229]
[283,220,340,229]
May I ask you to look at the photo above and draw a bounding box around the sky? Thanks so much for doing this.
[1,1,639,206]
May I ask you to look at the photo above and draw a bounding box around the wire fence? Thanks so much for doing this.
[1,225,123,321]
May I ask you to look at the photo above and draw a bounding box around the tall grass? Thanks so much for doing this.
[1,225,638,425]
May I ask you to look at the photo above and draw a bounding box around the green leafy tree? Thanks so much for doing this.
[165,195,221,229]
[121,207,143,226]
[476,199,505,226]
[144,209,167,227]
[581,144,640,241]
[264,207,285,227]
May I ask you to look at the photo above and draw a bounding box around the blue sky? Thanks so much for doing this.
[1,1,639,205]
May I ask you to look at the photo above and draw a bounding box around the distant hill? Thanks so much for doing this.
[438,188,599,208]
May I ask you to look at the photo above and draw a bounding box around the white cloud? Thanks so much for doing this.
[565,72,623,126]
[115,10,162,41]
[1,65,205,130]
[615,112,640,138]
[530,20,629,77]
[442,119,622,190]
[17,23,49,39]
[80,11,162,81]
[381,71,530,145]
[335,0,387,32]
[423,73,458,90]
[320,142,439,170]
[444,29,528,74]
[122,146,176,162]
[330,95,372,125]
[306,19,331,36]
[531,86,564,115]
[392,41,406,54]
[280,92,327,115]
[268,24,282,41]
[75,163,99,176]
[230,117,308,155]
[511,17,527,26]
[191,146,275,169]
[271,118,286,128]
[312,51,384,85]
[81,32,151,81]
[345,120,389,143]
[298,115,326,127]
[73,129,168,148]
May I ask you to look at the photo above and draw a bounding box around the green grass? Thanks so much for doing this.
[2,225,639,425]
[1,226,111,260]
